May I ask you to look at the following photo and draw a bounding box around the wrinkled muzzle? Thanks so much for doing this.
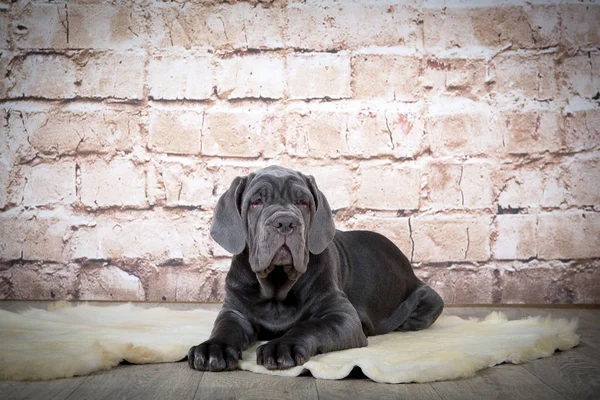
[249,210,309,300]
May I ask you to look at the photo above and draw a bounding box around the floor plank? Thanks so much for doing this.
[195,370,318,400]
[521,343,600,400]
[0,376,88,400]
[64,362,201,400]
[430,363,566,400]
[316,372,442,400]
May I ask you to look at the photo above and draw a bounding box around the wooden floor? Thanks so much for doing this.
[1,302,599,400]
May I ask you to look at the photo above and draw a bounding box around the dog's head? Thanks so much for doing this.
[210,166,335,299]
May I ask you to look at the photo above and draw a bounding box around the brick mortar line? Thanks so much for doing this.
[2,258,599,269]
[5,46,598,60]
[7,150,599,166]
[1,204,597,218]
[0,97,592,111]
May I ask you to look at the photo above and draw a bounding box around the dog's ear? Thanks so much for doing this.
[210,176,248,255]
[306,175,336,254]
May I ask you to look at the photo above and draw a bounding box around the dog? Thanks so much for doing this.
[188,166,444,371]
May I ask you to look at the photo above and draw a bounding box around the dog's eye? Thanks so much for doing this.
[298,200,309,209]
[251,199,263,209]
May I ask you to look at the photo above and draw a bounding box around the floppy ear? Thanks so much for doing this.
[306,175,336,254]
[210,176,248,255]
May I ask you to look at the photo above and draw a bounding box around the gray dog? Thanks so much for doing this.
[188,166,444,371]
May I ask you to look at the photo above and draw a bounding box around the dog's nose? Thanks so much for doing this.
[272,215,297,235]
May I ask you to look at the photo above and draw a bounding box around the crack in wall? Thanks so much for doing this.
[57,4,70,45]
[218,17,229,41]
[464,227,470,260]
[384,112,395,150]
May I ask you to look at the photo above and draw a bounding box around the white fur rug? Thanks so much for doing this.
[0,303,579,383]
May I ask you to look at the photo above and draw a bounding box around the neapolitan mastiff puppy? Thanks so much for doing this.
[188,166,444,371]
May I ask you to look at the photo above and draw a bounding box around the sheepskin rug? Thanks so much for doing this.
[0,303,579,383]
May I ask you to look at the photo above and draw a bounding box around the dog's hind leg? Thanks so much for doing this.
[373,283,444,334]
[395,284,444,332]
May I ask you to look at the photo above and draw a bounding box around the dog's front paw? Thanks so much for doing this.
[188,340,242,372]
[256,340,310,370]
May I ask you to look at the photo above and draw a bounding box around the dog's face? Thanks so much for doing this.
[210,166,335,299]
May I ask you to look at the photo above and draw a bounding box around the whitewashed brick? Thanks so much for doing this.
[427,100,502,156]
[424,159,501,211]
[160,162,214,207]
[356,162,420,210]
[10,4,68,49]
[497,164,564,209]
[572,262,600,304]
[0,213,72,262]
[148,106,203,155]
[462,161,495,208]
[0,162,8,209]
[79,51,146,99]
[502,109,564,154]
[493,214,537,260]
[346,215,413,258]
[525,4,561,48]
[234,4,285,49]
[418,266,495,304]
[491,54,556,101]
[202,111,284,158]
[80,159,147,208]
[558,55,597,100]
[426,160,463,209]
[216,54,284,99]
[564,105,600,152]
[7,54,77,98]
[347,111,396,158]
[148,54,213,100]
[22,161,76,207]
[421,57,489,98]
[146,267,226,302]
[26,108,141,155]
[424,6,545,51]
[12,3,144,50]
[10,263,78,300]
[538,212,600,259]
[352,55,421,101]
[78,266,145,301]
[563,156,600,206]
[0,13,9,49]
[288,53,351,100]
[348,109,426,159]
[493,261,571,304]
[286,2,422,51]
[0,50,12,98]
[413,215,492,263]
[147,3,284,50]
[70,215,211,262]
[560,3,600,49]
[285,111,346,158]
[68,4,146,49]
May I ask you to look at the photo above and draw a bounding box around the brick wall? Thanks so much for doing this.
[0,0,598,304]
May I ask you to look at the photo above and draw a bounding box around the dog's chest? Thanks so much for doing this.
[249,300,305,334]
